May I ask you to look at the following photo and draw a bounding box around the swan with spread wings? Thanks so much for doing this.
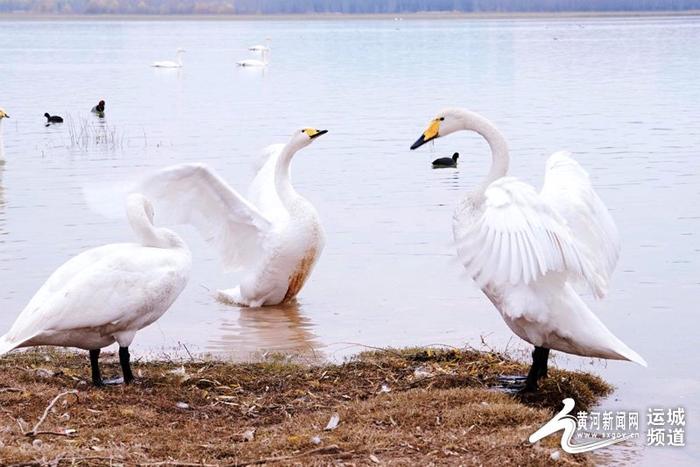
[138,128,327,307]
[410,109,646,391]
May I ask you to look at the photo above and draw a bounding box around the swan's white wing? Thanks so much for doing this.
[3,244,187,347]
[138,164,271,271]
[454,177,604,292]
[540,151,620,296]
[247,143,288,222]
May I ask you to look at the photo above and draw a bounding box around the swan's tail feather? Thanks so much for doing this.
[217,287,247,306]
[0,335,17,356]
[611,340,647,367]
[554,284,647,368]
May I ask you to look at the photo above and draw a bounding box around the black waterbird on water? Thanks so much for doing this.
[91,100,105,116]
[432,152,459,168]
[44,113,63,124]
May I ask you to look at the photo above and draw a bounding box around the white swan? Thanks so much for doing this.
[152,48,185,68]
[0,194,191,386]
[249,38,271,53]
[410,108,646,391]
[237,48,269,67]
[137,128,327,307]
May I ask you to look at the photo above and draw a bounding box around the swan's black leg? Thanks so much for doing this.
[537,348,550,379]
[523,346,549,392]
[523,348,540,392]
[119,346,134,384]
[89,349,104,387]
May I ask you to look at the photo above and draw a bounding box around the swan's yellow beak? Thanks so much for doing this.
[0,109,9,119]
[303,128,328,139]
[410,118,440,150]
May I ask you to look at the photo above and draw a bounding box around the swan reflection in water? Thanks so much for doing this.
[207,300,322,361]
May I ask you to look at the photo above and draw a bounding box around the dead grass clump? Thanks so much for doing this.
[0,346,611,465]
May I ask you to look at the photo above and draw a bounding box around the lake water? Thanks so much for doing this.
[0,16,698,465]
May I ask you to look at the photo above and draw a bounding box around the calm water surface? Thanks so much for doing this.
[0,16,698,465]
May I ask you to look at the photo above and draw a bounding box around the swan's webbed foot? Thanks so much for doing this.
[101,376,125,386]
[495,347,550,394]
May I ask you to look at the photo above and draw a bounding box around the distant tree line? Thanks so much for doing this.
[1,0,699,15]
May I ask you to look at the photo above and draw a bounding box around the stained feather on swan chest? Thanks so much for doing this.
[283,247,318,302]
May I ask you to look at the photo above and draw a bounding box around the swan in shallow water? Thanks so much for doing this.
[0,194,191,386]
[137,128,327,307]
[237,48,269,67]
[249,38,271,53]
[152,48,185,68]
[410,108,646,391]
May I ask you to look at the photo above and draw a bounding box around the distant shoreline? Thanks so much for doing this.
[1,10,700,21]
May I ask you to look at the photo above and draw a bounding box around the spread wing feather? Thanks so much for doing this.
[540,151,620,296]
[454,177,605,294]
[137,164,271,271]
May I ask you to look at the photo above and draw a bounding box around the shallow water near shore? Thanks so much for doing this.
[0,16,699,465]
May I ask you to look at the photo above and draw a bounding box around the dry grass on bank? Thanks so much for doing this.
[0,347,611,466]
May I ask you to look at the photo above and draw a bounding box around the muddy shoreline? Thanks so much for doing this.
[0,347,610,465]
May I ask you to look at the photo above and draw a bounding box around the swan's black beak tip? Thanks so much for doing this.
[411,134,427,150]
[310,129,328,139]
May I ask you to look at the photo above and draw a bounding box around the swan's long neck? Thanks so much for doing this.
[274,141,302,211]
[127,198,186,250]
[455,110,509,194]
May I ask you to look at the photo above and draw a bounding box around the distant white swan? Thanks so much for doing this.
[249,38,271,53]
[237,48,269,67]
[152,48,185,68]
[0,194,191,386]
[411,108,646,391]
[137,128,327,307]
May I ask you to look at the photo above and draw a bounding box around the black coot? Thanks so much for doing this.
[432,152,459,168]
[44,113,64,124]
[91,100,105,115]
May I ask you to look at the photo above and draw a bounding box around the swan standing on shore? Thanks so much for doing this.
[410,108,646,391]
[137,128,327,307]
[0,194,191,386]
[152,48,185,68]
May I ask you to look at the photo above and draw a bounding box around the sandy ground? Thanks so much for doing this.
[0,347,610,466]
